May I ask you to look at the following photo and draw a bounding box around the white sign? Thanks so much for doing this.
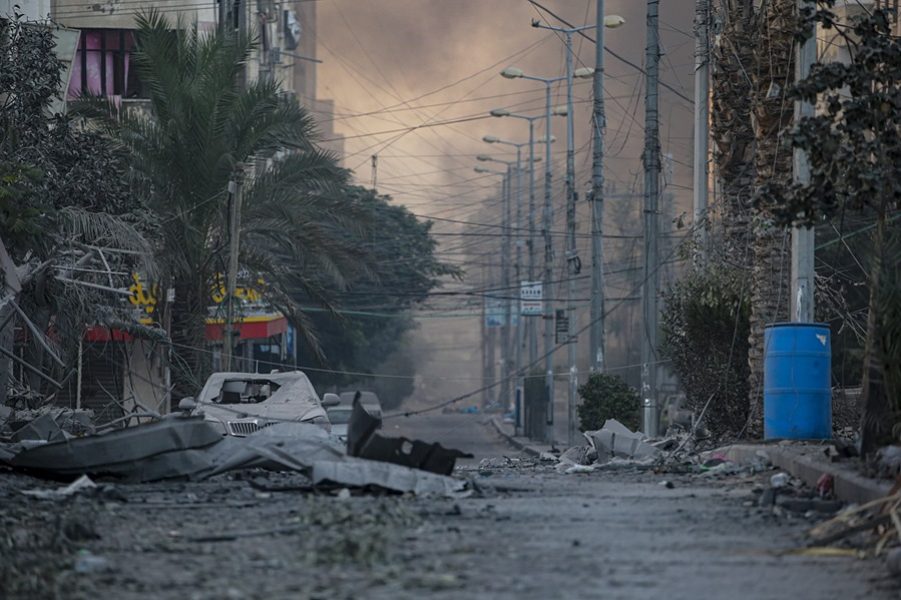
[520,281,543,316]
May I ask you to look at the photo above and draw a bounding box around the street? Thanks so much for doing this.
[2,412,895,600]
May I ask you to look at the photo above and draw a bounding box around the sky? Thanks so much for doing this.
[311,0,698,404]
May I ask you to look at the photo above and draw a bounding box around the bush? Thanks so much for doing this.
[577,373,640,432]
[660,264,750,438]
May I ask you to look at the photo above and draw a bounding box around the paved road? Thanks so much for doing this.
[384,411,517,463]
[1,411,896,599]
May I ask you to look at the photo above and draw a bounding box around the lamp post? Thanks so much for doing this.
[488,110,558,372]
[499,67,571,444]
[476,156,516,419]
[475,165,508,411]
[529,11,625,444]
[482,135,548,436]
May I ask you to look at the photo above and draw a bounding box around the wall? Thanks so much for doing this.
[124,339,169,414]
[51,0,215,29]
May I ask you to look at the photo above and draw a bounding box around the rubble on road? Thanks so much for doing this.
[585,419,661,462]
[21,474,97,500]
[0,413,471,497]
[807,485,901,554]
[1,406,96,442]
[551,419,666,474]
[346,398,472,476]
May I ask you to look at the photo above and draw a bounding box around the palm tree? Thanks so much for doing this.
[110,13,368,391]
[711,0,756,263]
[747,0,794,435]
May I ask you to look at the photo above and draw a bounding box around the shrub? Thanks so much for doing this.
[660,264,750,438]
[577,373,640,432]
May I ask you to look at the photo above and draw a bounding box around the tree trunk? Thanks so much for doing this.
[712,0,756,265]
[860,210,892,456]
[170,276,212,396]
[746,0,795,437]
[0,299,14,407]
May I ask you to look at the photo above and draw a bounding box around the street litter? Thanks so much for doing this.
[21,474,97,500]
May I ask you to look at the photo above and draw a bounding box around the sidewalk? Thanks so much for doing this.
[490,417,559,458]
[714,442,894,504]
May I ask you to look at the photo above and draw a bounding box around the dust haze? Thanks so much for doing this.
[315,0,698,406]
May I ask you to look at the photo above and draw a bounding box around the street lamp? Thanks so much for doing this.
[480,134,550,412]
[530,9,625,445]
[487,110,560,371]
[475,156,517,423]
[475,164,507,411]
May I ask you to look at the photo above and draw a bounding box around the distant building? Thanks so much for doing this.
[4,1,316,417]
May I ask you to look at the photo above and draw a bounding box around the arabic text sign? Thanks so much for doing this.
[520,281,543,316]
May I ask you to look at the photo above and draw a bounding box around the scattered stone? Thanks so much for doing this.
[73,550,111,574]
[770,472,789,489]
[776,497,843,514]
[887,548,901,577]
[759,488,777,508]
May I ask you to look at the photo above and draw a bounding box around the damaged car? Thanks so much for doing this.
[183,371,340,437]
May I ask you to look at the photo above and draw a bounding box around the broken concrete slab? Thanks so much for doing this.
[11,412,66,443]
[583,419,661,463]
[5,407,95,442]
[8,416,223,478]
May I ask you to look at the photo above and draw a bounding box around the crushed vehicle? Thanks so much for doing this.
[185,371,340,437]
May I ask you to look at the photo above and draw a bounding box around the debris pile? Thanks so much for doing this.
[1,406,95,443]
[0,400,473,498]
[552,419,669,474]
[806,484,901,562]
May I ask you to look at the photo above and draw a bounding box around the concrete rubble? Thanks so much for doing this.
[553,419,663,474]
[0,412,471,497]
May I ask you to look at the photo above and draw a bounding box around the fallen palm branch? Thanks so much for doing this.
[808,478,901,554]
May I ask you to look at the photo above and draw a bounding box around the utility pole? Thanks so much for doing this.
[513,148,524,423]
[542,83,556,444]
[371,154,378,189]
[589,0,607,374]
[218,0,228,32]
[641,0,661,437]
[792,0,815,323]
[223,162,245,372]
[481,271,489,407]
[500,168,513,413]
[693,0,710,265]
[563,29,579,446]
[527,119,538,370]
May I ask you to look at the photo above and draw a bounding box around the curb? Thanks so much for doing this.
[716,443,893,504]
[489,417,540,457]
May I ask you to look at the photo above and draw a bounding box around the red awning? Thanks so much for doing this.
[204,315,288,342]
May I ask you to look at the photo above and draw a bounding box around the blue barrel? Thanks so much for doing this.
[764,323,832,440]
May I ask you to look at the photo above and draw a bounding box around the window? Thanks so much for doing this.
[68,29,145,99]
